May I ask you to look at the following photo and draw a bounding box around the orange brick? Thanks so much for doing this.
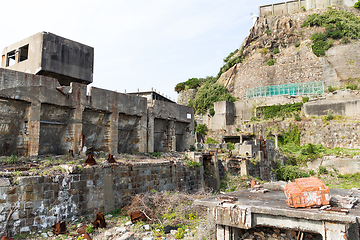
[284,177,330,208]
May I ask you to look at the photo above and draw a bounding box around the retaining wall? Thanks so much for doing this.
[0,161,203,235]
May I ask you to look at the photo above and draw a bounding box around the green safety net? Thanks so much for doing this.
[246,81,324,99]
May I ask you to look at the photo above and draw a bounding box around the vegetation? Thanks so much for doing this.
[295,42,301,47]
[328,85,338,92]
[265,29,271,35]
[209,107,215,116]
[195,124,208,135]
[275,164,309,181]
[302,9,360,56]
[205,138,219,144]
[355,0,360,8]
[265,59,276,66]
[255,102,303,120]
[346,82,358,90]
[188,82,236,114]
[217,49,244,78]
[174,76,216,93]
[273,47,280,54]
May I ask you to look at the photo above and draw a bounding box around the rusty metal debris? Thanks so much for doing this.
[0,236,14,240]
[320,205,349,214]
[83,232,92,240]
[85,155,97,166]
[52,221,68,235]
[92,212,106,229]
[69,149,74,157]
[130,211,147,223]
[107,154,116,163]
[76,225,88,234]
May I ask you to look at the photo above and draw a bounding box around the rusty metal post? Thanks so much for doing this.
[27,102,41,156]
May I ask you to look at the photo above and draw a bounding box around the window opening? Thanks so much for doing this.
[6,50,16,67]
[19,44,29,62]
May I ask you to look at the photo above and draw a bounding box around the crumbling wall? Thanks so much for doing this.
[0,68,194,156]
[0,161,203,235]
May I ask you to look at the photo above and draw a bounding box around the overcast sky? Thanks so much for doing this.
[1,0,271,101]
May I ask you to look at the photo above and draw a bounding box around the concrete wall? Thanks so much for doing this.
[0,68,194,156]
[259,0,356,17]
[0,161,203,235]
[1,32,94,86]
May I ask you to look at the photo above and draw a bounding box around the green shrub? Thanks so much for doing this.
[322,112,334,121]
[189,145,196,151]
[189,82,236,114]
[328,85,338,92]
[195,124,208,135]
[175,82,186,93]
[174,228,185,239]
[311,32,331,57]
[265,29,271,35]
[223,49,239,63]
[228,142,235,150]
[346,83,358,90]
[273,48,280,54]
[186,160,201,168]
[301,6,306,11]
[341,36,350,44]
[354,0,360,8]
[275,164,310,181]
[86,225,94,234]
[318,166,328,174]
[294,113,302,121]
[257,102,303,120]
[262,48,268,54]
[209,107,215,116]
[295,42,300,47]
[217,48,243,78]
[265,59,276,66]
[302,96,309,103]
[206,138,219,144]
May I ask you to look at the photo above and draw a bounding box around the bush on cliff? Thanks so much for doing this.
[354,1,360,8]
[188,82,236,114]
[175,76,216,93]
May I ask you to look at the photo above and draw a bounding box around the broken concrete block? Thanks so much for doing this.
[115,226,127,234]
[264,181,287,191]
[0,178,10,187]
[116,232,134,240]
[284,177,330,208]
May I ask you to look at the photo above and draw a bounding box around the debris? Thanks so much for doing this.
[250,188,269,193]
[130,211,146,223]
[118,232,134,240]
[216,196,238,202]
[77,225,88,234]
[1,236,14,240]
[250,180,256,188]
[164,225,179,234]
[68,149,74,157]
[115,226,127,234]
[83,232,92,240]
[0,206,18,239]
[105,214,113,218]
[331,194,359,209]
[284,177,330,208]
[52,221,68,235]
[92,212,106,229]
[40,233,48,238]
[143,225,151,231]
[107,154,116,163]
[85,155,97,166]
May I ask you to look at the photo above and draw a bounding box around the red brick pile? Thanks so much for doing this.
[284,177,330,208]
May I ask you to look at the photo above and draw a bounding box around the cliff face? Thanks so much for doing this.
[217,7,360,99]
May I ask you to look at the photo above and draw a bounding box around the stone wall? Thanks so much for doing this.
[0,161,203,235]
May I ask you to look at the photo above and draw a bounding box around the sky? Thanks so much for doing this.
[0,0,272,101]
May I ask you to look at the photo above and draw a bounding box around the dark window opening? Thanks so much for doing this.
[6,50,16,67]
[19,45,29,62]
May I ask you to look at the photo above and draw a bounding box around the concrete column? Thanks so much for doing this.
[108,111,119,154]
[213,152,221,190]
[216,225,238,240]
[274,134,279,149]
[27,102,41,157]
[322,222,349,240]
[68,106,83,154]
[103,168,115,213]
[272,4,275,14]
[168,120,176,151]
[285,1,288,13]
[241,159,249,176]
[147,115,154,153]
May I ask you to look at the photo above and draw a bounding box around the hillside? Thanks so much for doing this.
[218,6,360,99]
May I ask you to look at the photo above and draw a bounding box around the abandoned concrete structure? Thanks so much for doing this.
[1,32,94,86]
[259,0,357,17]
[196,188,360,240]
[0,33,194,156]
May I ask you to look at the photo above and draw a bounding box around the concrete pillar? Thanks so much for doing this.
[69,106,83,154]
[322,222,349,240]
[272,4,275,14]
[168,120,176,151]
[147,114,154,153]
[274,134,279,149]
[103,168,115,213]
[108,111,119,154]
[213,152,221,190]
[216,225,238,240]
[27,102,41,156]
[241,159,249,176]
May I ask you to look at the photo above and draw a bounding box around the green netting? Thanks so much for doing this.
[246,81,324,99]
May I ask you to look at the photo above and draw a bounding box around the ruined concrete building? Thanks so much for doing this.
[0,32,194,156]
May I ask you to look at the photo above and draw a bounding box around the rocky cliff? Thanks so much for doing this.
[217,6,360,100]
